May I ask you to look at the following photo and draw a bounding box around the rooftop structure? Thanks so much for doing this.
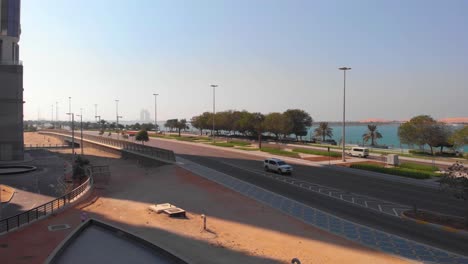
[46,219,188,264]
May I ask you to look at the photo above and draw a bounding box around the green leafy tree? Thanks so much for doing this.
[283,109,313,140]
[191,113,210,135]
[439,162,468,227]
[141,123,155,131]
[164,119,178,132]
[99,119,107,130]
[135,130,149,144]
[314,122,333,142]
[362,124,383,146]
[449,125,468,151]
[398,115,451,155]
[175,119,189,136]
[264,112,288,140]
[73,156,90,182]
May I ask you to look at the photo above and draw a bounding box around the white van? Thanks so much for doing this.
[348,147,369,158]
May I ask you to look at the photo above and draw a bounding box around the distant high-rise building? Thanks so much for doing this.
[0,0,23,160]
[140,109,151,122]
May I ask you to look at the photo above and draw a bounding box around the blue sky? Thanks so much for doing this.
[21,0,468,122]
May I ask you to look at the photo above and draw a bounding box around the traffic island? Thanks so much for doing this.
[403,210,468,236]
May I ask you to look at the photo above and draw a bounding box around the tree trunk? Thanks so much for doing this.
[322,134,325,142]
[258,134,262,149]
[371,137,375,146]
[429,145,434,155]
[178,128,181,137]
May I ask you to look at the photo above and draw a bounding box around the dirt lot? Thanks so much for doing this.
[24,132,63,146]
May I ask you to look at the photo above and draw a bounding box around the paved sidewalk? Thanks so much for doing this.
[177,156,468,264]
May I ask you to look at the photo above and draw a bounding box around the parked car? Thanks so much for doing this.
[264,158,293,175]
[347,147,369,158]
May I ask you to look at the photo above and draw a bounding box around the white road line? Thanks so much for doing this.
[393,208,399,216]
[364,201,368,208]
[378,204,382,212]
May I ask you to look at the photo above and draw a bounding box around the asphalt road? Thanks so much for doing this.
[81,131,468,255]
[144,137,468,256]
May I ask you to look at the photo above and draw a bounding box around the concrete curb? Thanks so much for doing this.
[401,211,468,238]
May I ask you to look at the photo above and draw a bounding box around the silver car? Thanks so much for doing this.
[264,158,293,175]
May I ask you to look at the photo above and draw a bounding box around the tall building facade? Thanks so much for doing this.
[140,109,150,123]
[0,0,23,160]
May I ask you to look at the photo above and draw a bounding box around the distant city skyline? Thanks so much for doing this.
[21,1,468,122]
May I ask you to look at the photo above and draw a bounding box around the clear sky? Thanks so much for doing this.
[21,0,468,122]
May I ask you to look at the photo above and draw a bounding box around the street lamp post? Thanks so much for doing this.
[77,108,84,155]
[56,101,59,129]
[339,67,351,162]
[66,112,75,156]
[210,84,218,143]
[153,93,159,133]
[68,97,72,124]
[115,100,122,139]
[94,104,98,123]
[51,104,54,126]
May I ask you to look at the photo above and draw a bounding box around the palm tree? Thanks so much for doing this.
[362,124,383,146]
[314,122,333,141]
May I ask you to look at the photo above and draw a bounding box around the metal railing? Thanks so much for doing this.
[40,129,176,163]
[0,175,92,235]
[24,144,69,149]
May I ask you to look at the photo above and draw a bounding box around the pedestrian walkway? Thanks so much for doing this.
[177,156,468,264]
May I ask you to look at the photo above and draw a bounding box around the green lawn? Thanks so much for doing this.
[399,162,438,172]
[349,163,437,179]
[236,147,259,151]
[293,148,342,157]
[228,140,251,146]
[260,147,300,158]
[211,142,235,147]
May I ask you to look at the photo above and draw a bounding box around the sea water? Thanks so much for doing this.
[306,123,467,152]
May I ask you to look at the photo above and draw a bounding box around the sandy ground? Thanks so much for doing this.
[0,185,14,203]
[24,132,63,146]
[1,135,412,263]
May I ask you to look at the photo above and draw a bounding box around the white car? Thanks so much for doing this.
[264,158,293,175]
[347,147,369,158]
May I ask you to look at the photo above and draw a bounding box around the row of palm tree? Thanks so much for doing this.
[314,122,383,146]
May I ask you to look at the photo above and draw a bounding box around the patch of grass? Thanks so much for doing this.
[349,163,436,179]
[228,140,251,146]
[174,136,198,142]
[260,147,300,158]
[399,162,438,172]
[293,148,341,157]
[237,147,259,151]
[211,142,235,147]
[306,143,343,150]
